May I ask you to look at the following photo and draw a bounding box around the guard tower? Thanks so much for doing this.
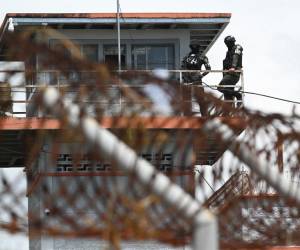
[0,12,246,249]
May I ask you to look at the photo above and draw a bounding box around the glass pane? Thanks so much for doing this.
[132,47,146,69]
[132,45,175,70]
[148,47,166,69]
[81,44,98,62]
[167,46,175,69]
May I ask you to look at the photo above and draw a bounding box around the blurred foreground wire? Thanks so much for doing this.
[0,30,299,249]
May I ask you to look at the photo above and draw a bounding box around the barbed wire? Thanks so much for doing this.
[0,30,299,249]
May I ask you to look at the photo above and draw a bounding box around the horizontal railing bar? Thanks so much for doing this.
[0,68,244,117]
[0,69,243,73]
[9,100,238,104]
[3,84,240,89]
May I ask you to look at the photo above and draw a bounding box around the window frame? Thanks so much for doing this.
[48,38,180,70]
[131,43,175,70]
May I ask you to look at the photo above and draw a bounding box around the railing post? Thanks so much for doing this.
[57,71,60,89]
[241,69,245,107]
[43,71,46,86]
[179,71,183,84]
[179,70,184,116]
[119,85,122,113]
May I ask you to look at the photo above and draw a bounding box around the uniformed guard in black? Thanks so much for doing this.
[181,44,211,116]
[217,35,243,107]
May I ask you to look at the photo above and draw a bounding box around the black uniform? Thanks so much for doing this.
[182,53,211,82]
[218,41,243,106]
[181,49,211,116]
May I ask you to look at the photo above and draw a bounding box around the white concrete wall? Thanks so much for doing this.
[29,133,194,250]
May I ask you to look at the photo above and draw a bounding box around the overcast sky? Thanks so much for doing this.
[0,0,300,249]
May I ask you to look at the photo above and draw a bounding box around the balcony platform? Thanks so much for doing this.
[0,116,246,168]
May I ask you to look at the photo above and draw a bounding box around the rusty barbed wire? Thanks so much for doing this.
[0,30,299,249]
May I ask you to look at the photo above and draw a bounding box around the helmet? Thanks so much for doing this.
[189,44,201,52]
[224,35,236,47]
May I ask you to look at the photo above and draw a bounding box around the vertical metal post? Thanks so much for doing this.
[117,0,121,72]
[57,71,60,89]
[179,71,183,116]
[119,86,122,113]
[241,70,245,107]
[193,210,219,250]
[179,71,183,84]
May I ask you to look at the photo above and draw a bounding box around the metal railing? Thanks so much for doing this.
[0,69,244,117]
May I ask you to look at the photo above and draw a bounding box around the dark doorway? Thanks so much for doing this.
[103,45,126,70]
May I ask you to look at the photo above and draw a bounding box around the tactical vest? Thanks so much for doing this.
[183,53,203,70]
[223,45,243,70]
